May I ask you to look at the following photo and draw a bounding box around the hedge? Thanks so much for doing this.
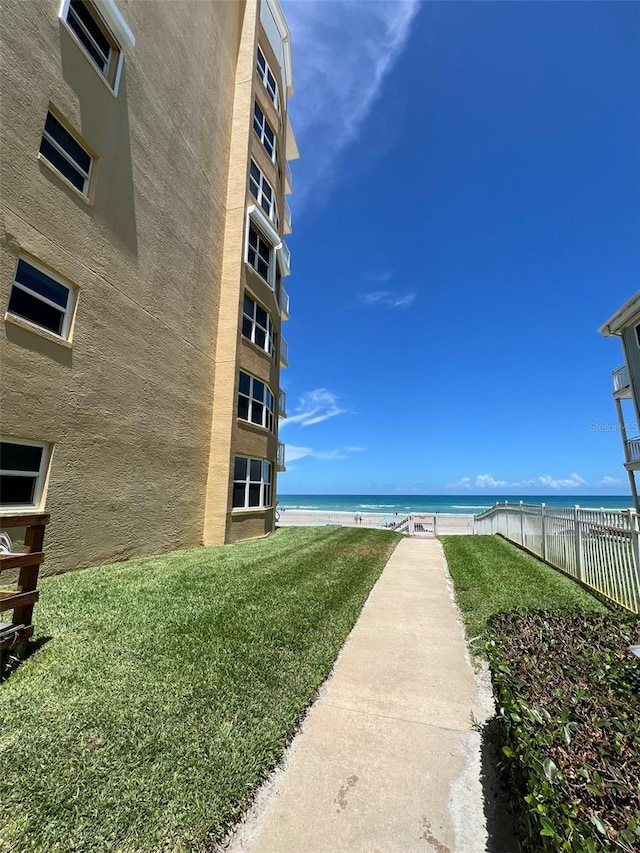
[486,611,640,852]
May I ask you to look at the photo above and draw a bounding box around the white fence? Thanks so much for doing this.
[474,502,640,614]
[408,514,475,536]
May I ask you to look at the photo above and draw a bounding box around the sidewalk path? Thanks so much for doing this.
[229,537,488,853]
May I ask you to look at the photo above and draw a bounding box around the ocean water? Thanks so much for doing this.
[276,494,634,515]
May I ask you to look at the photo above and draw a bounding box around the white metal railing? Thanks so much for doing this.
[280,337,288,367]
[281,241,291,273]
[285,162,293,194]
[277,442,285,471]
[279,389,286,417]
[474,502,640,613]
[613,363,630,393]
[284,201,292,234]
[626,437,640,465]
[279,285,289,320]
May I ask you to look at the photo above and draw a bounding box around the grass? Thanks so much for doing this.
[441,535,609,640]
[0,526,399,853]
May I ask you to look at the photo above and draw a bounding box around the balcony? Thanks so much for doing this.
[277,441,286,471]
[280,337,288,368]
[285,162,293,195]
[625,437,640,468]
[280,285,290,320]
[613,363,632,398]
[284,200,292,234]
[279,389,287,417]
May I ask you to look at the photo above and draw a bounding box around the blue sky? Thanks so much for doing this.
[278,0,640,496]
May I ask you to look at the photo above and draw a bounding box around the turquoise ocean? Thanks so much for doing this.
[276,494,634,515]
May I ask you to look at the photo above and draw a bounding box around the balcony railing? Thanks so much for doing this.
[279,285,290,320]
[277,441,286,471]
[279,389,287,417]
[285,162,293,195]
[625,437,640,466]
[613,363,631,396]
[284,200,292,234]
[280,337,288,368]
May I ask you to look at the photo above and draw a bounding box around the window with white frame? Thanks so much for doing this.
[253,102,276,161]
[232,456,272,509]
[0,439,50,509]
[60,0,122,91]
[247,224,274,285]
[238,371,275,432]
[635,324,640,348]
[249,161,278,227]
[242,295,275,356]
[39,110,93,196]
[7,257,76,339]
[256,47,278,108]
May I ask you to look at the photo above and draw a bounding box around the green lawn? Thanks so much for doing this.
[441,535,608,640]
[0,527,399,853]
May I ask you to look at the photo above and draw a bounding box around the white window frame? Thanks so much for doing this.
[249,160,278,228]
[253,102,277,162]
[238,371,275,432]
[242,294,275,356]
[257,46,279,109]
[0,438,51,511]
[244,206,280,289]
[232,456,273,510]
[7,256,77,341]
[59,0,125,94]
[39,109,94,198]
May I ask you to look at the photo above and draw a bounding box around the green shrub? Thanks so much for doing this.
[486,611,640,852]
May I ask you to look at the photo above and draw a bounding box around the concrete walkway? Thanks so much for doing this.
[227,537,489,853]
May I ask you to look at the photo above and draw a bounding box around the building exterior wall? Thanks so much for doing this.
[0,0,295,573]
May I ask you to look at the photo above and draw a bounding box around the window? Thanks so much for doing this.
[249,161,278,227]
[238,371,275,432]
[0,439,49,509]
[7,257,75,339]
[247,225,274,285]
[253,102,276,161]
[61,0,122,90]
[39,110,93,196]
[257,47,278,108]
[232,457,272,509]
[635,324,640,348]
[242,295,275,356]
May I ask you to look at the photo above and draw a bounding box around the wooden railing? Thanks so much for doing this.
[0,512,50,656]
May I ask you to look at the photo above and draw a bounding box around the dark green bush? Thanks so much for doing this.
[486,611,640,852]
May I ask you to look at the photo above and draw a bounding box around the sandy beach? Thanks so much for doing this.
[276,509,402,529]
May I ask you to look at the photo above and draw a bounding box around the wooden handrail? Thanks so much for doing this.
[0,512,50,528]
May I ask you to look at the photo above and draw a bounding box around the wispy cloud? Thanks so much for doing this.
[361,290,416,309]
[279,388,345,429]
[364,271,394,283]
[598,476,623,486]
[283,0,420,207]
[449,472,590,490]
[285,445,364,463]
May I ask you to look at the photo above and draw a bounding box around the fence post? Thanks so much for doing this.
[408,514,414,536]
[433,514,438,537]
[574,505,584,582]
[505,501,509,539]
[541,503,547,561]
[630,511,640,594]
[520,500,525,545]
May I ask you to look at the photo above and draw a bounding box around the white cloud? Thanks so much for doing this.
[284,444,364,463]
[364,271,394,283]
[475,474,509,489]
[536,473,586,489]
[449,473,589,490]
[448,477,472,489]
[597,476,623,486]
[283,0,420,207]
[361,290,416,309]
[279,388,345,429]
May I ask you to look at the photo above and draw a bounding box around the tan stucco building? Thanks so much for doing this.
[0,0,297,573]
